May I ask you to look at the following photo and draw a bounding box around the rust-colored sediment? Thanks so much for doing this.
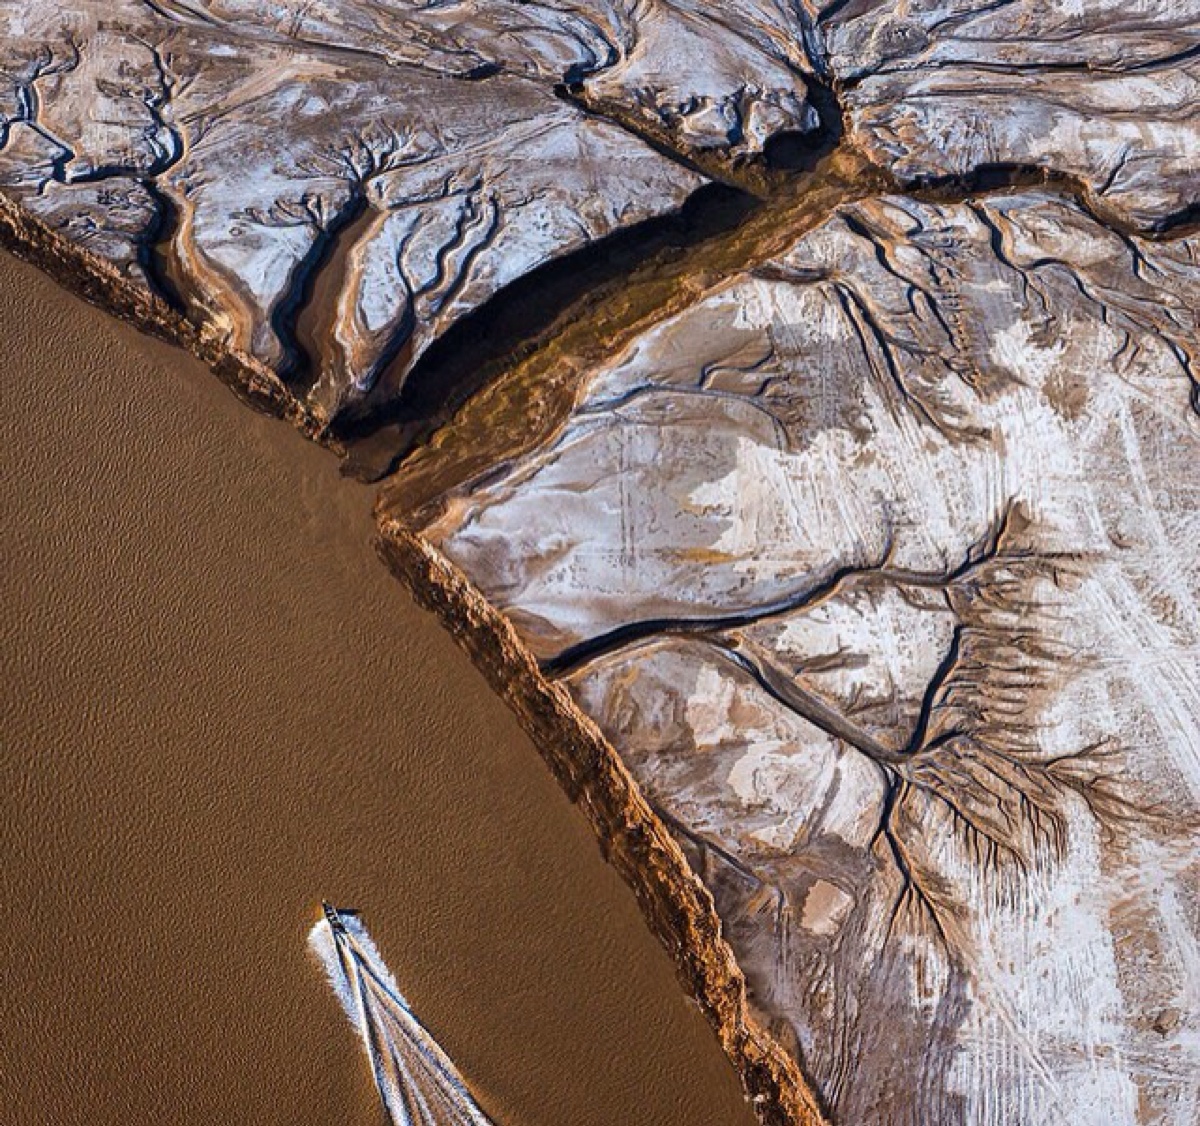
[375,516,830,1126]
[381,148,883,525]
[0,193,332,446]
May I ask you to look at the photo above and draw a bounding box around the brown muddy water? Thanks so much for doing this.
[0,249,755,1126]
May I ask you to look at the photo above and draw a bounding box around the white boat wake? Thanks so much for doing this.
[309,904,495,1126]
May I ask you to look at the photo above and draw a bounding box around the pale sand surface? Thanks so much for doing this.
[0,249,754,1126]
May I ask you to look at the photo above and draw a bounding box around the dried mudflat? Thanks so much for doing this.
[3,3,1200,1125]
[403,190,1200,1125]
[2,0,1194,426]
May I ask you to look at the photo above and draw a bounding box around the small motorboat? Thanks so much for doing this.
[310,903,495,1126]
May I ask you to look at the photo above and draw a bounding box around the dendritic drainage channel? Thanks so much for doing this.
[3,4,1199,1126]
[382,187,1199,1126]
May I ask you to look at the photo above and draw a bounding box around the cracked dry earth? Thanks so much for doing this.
[3,3,1199,1126]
